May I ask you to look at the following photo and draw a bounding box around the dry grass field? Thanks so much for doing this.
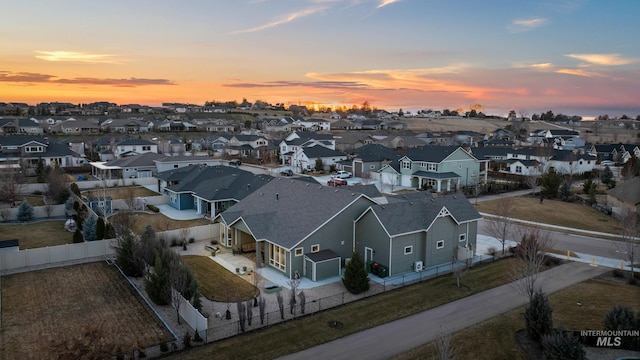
[82,185,159,200]
[109,212,212,235]
[0,220,72,249]
[392,278,640,360]
[475,196,622,234]
[182,255,259,302]
[0,262,173,359]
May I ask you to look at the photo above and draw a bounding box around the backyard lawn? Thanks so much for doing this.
[82,185,159,199]
[393,278,640,360]
[0,220,72,249]
[109,212,212,235]
[182,255,259,302]
[0,262,174,359]
[475,196,622,234]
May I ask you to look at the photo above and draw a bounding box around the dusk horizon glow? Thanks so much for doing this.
[2,0,639,117]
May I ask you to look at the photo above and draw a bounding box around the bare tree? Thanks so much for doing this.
[169,256,194,325]
[0,167,26,206]
[509,227,553,300]
[44,199,54,218]
[123,186,137,210]
[616,209,639,280]
[0,207,10,222]
[434,326,456,360]
[245,299,254,325]
[287,277,302,316]
[484,196,515,256]
[179,227,191,246]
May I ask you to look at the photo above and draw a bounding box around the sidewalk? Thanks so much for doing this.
[278,262,610,360]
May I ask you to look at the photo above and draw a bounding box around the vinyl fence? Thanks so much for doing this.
[0,239,116,275]
[138,254,496,359]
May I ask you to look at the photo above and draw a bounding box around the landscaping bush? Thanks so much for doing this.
[541,329,586,360]
[604,304,636,331]
[146,204,160,213]
[188,237,195,243]
[170,238,179,247]
[70,183,81,197]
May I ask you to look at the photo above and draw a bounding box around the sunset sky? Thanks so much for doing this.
[2,0,639,117]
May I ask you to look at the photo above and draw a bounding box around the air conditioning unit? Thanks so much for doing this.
[413,261,423,272]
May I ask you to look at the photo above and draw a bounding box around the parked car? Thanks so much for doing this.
[327,178,348,186]
[229,159,241,166]
[335,170,352,178]
[280,169,293,176]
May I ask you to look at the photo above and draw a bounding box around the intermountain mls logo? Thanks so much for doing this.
[579,330,640,348]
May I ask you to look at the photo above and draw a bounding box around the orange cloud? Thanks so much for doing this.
[35,51,123,64]
[555,68,604,77]
[565,53,635,66]
[377,0,402,9]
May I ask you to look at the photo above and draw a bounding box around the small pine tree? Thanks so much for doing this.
[82,214,98,241]
[604,304,636,331]
[115,232,144,277]
[17,200,34,222]
[96,217,105,240]
[104,222,116,239]
[525,289,553,342]
[73,228,84,243]
[342,251,370,294]
[314,157,324,172]
[144,254,171,305]
[541,169,563,198]
[36,158,45,183]
[601,166,613,184]
[559,182,572,200]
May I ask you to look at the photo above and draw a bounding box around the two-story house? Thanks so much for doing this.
[279,131,335,166]
[113,138,158,159]
[378,146,487,193]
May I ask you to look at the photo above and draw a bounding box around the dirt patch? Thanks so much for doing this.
[1,262,173,359]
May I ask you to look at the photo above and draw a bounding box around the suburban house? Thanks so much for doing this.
[0,118,44,134]
[113,138,158,158]
[378,146,488,193]
[606,177,640,218]
[153,155,219,172]
[354,193,481,276]
[214,179,482,282]
[157,165,273,218]
[294,146,348,172]
[226,134,275,159]
[279,131,336,167]
[90,152,165,180]
[587,143,640,164]
[49,118,100,134]
[100,118,150,133]
[294,118,331,131]
[214,178,378,281]
[505,148,596,176]
[346,144,401,178]
[0,136,83,170]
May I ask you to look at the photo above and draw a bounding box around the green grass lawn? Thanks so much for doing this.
[182,255,259,302]
[166,258,521,360]
[392,278,640,360]
[475,196,622,234]
[0,220,73,249]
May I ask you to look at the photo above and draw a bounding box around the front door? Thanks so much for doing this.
[364,247,374,263]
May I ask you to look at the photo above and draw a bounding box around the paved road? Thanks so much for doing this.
[477,219,631,261]
[278,262,609,360]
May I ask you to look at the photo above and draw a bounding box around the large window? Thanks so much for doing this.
[269,243,286,271]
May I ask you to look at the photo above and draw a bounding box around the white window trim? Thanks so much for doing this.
[459,234,466,242]
[311,244,320,253]
[294,247,304,257]
[404,245,413,255]
[436,240,445,249]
